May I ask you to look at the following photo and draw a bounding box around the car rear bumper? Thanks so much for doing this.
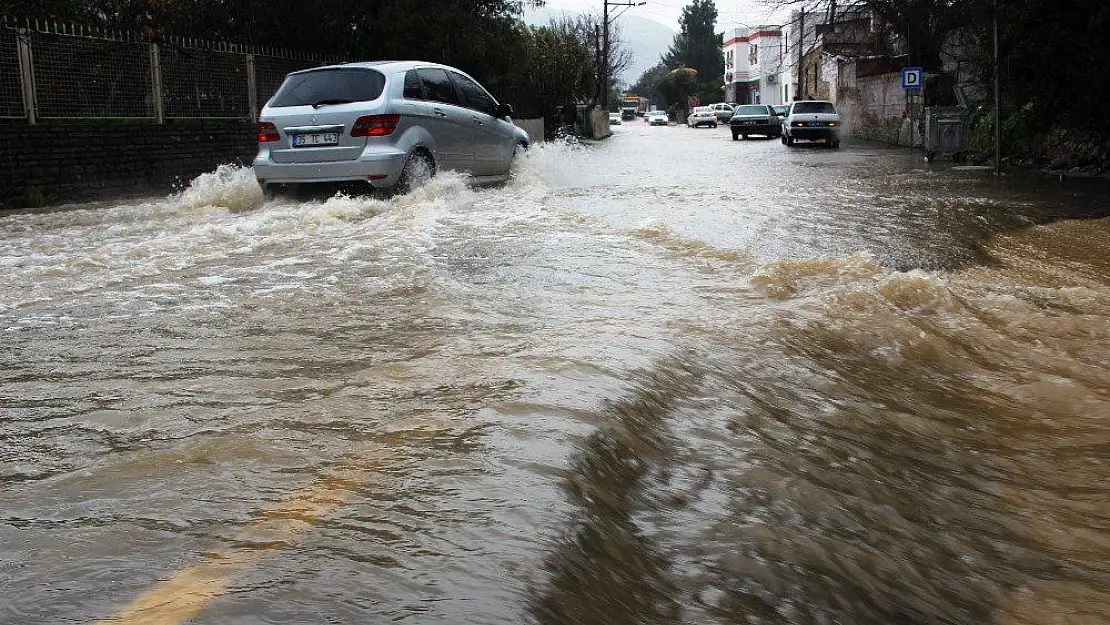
[731,122,779,135]
[253,149,408,187]
[788,128,839,141]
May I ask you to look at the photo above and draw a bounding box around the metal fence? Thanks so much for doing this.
[0,16,340,123]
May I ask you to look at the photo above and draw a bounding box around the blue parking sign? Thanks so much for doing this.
[902,67,923,90]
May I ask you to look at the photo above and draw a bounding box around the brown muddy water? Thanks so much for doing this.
[2,124,1109,625]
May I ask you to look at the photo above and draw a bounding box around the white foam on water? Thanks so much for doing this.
[175,164,265,213]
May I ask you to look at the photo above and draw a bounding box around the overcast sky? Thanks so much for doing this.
[525,0,790,33]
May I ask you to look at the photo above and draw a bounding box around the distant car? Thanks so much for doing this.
[710,102,736,123]
[730,104,781,140]
[609,112,622,125]
[645,110,668,126]
[686,106,717,128]
[782,100,841,148]
[771,105,789,119]
[254,61,530,195]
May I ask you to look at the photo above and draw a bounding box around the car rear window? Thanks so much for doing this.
[734,105,769,115]
[270,68,386,108]
[792,101,836,114]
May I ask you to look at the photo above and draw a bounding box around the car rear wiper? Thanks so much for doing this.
[311,99,353,108]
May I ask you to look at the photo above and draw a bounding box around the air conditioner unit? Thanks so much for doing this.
[767,74,778,84]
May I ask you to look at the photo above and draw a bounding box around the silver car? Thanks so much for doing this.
[686,106,717,128]
[254,61,530,194]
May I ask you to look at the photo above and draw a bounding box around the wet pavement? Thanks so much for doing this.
[2,120,1110,625]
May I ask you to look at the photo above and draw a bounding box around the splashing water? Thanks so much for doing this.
[176,164,265,213]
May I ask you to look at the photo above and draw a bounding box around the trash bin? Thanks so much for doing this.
[924,106,969,163]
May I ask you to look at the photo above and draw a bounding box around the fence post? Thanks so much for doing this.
[246,53,258,121]
[16,31,36,124]
[150,42,164,123]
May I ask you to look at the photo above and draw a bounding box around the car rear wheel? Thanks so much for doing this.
[830,140,841,149]
[396,150,436,194]
[785,134,795,146]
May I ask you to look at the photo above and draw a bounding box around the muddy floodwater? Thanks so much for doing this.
[2,124,1109,625]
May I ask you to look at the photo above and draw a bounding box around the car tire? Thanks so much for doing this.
[712,123,718,128]
[830,140,840,149]
[396,150,436,194]
[785,134,795,146]
[742,134,748,140]
[781,134,787,145]
[260,182,276,201]
[731,132,739,141]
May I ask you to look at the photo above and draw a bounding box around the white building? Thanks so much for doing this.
[722,27,785,105]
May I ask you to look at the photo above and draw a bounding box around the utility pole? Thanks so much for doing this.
[993,0,1001,175]
[601,0,645,111]
[602,0,609,110]
[595,24,603,107]
[797,7,805,99]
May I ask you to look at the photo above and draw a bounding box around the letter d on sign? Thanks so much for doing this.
[902,67,923,91]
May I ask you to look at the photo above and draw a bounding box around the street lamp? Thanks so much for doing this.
[601,0,646,110]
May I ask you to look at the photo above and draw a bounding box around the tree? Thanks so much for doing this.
[628,61,671,104]
[4,0,568,122]
[763,0,973,71]
[511,18,597,134]
[991,0,1110,134]
[664,0,723,87]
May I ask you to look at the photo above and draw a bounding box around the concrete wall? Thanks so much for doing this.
[1,120,256,207]
[833,68,926,147]
[588,107,610,139]
[513,118,545,144]
[1,116,550,208]
[846,72,915,145]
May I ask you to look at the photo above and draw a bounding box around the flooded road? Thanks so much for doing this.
[2,122,1109,625]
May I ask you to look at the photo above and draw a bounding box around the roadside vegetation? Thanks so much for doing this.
[627,0,723,118]
[3,0,610,137]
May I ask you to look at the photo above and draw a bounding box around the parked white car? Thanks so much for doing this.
[686,106,717,128]
[781,100,841,148]
[609,112,622,126]
[710,102,736,123]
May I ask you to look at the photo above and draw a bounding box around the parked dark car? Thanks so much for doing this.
[730,104,781,140]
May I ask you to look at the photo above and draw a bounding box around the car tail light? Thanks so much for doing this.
[352,114,401,137]
[257,121,280,143]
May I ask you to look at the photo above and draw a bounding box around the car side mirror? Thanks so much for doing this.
[495,103,513,119]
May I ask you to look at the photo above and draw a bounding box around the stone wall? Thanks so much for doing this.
[0,119,257,208]
[838,72,923,146]
[513,118,545,145]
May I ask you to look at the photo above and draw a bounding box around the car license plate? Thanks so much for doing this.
[291,132,339,147]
